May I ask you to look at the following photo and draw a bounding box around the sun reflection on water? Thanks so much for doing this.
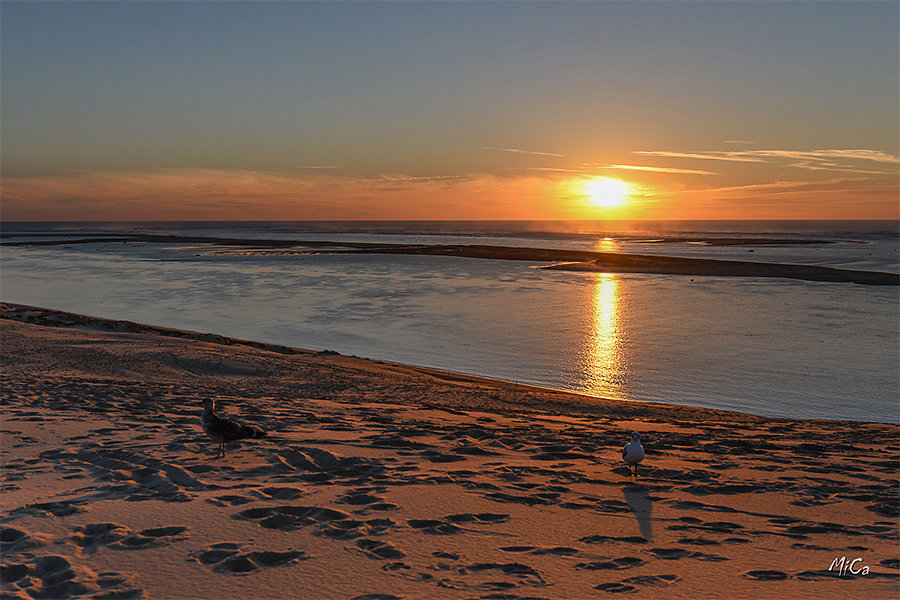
[579,272,625,399]
[596,237,618,253]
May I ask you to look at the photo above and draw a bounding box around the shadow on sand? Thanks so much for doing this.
[623,484,653,540]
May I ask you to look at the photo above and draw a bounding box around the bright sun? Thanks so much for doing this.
[582,178,630,208]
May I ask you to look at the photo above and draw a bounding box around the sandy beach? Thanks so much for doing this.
[1,303,898,599]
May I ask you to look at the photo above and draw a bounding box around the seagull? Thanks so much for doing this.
[201,398,266,458]
[622,432,645,479]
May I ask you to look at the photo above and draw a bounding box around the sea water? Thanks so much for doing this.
[2,221,897,423]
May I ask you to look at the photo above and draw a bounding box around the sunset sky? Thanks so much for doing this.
[2,1,898,221]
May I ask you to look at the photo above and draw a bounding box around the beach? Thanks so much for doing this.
[4,0,898,596]
[1,303,897,599]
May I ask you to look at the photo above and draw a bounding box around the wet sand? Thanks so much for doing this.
[1,303,898,599]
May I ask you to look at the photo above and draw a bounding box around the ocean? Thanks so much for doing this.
[2,220,898,423]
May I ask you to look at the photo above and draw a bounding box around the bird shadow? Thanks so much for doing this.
[623,484,653,541]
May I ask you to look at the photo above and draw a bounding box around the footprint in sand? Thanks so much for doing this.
[579,534,649,545]
[648,548,690,560]
[268,446,385,482]
[498,546,581,556]
[339,488,386,506]
[794,568,878,580]
[380,561,435,582]
[677,537,721,546]
[190,542,308,574]
[528,547,581,557]
[743,570,790,581]
[69,522,188,554]
[206,494,256,507]
[355,538,405,560]
[407,519,462,535]
[596,581,637,593]
[622,574,681,587]
[689,551,729,562]
[10,498,87,518]
[445,513,509,525]
[234,503,397,540]
[485,491,557,506]
[0,554,141,599]
[255,486,304,500]
[0,526,52,554]
[405,513,509,536]
[419,449,467,463]
[439,562,548,589]
[575,557,646,570]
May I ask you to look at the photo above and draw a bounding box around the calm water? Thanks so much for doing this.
[2,221,898,423]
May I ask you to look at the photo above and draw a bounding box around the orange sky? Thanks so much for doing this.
[2,2,898,221]
[3,163,897,222]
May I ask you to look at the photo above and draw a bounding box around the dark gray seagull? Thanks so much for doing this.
[201,398,266,458]
[622,432,645,479]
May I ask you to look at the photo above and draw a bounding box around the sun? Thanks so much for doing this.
[582,178,630,208]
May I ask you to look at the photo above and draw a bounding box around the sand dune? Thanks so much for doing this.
[1,304,898,599]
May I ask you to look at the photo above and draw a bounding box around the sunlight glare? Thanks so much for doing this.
[582,178,630,208]
[579,273,624,399]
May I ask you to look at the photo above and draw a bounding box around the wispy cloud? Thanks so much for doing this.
[510,163,715,176]
[510,167,585,173]
[635,148,899,173]
[750,149,898,163]
[294,165,339,170]
[683,176,868,194]
[373,174,468,183]
[660,176,899,218]
[482,146,566,158]
[635,151,765,163]
[600,164,715,175]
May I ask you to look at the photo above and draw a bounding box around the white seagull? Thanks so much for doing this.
[622,432,645,479]
[201,398,266,458]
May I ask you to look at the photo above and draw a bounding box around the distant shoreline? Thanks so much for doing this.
[3,232,897,285]
[3,218,900,239]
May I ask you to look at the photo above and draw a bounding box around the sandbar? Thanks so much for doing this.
[3,233,897,285]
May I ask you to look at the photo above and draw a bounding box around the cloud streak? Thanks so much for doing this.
[600,164,715,175]
[650,175,899,219]
[635,148,899,173]
[634,151,764,163]
[482,146,566,158]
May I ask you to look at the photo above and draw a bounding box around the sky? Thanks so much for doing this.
[1,1,898,221]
